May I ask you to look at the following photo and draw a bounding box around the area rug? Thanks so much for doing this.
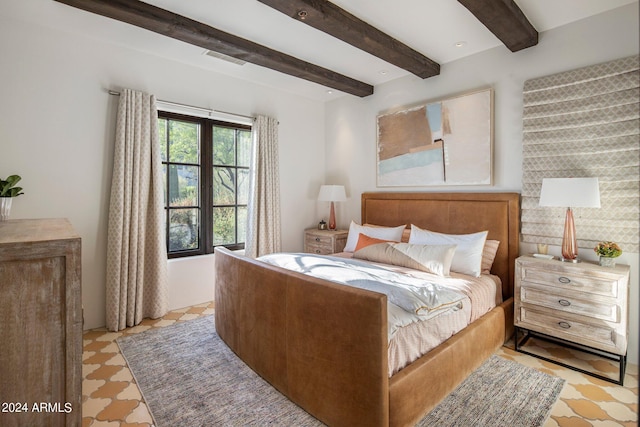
[117,316,565,427]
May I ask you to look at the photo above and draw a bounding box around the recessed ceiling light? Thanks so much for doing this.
[326,90,333,94]
[454,41,467,48]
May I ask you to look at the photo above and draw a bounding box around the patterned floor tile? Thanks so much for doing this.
[81,301,638,426]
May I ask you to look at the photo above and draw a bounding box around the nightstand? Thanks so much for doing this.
[514,255,630,384]
[304,228,348,255]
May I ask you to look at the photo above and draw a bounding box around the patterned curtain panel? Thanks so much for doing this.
[521,55,640,253]
[106,88,169,331]
[245,115,282,258]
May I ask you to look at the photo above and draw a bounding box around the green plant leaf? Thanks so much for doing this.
[6,175,21,186]
[0,175,24,197]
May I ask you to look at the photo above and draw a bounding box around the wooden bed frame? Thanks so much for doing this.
[215,192,520,426]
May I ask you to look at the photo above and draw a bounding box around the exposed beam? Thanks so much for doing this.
[54,0,374,97]
[458,0,538,52]
[257,0,440,79]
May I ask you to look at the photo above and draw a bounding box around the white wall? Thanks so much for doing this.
[324,4,640,364]
[0,11,326,330]
[1,1,637,365]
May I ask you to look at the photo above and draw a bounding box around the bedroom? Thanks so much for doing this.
[0,0,638,425]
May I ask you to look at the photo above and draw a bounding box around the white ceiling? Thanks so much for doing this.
[6,0,638,101]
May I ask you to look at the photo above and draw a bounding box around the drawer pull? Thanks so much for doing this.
[558,276,571,284]
[315,249,321,254]
[315,237,321,242]
[558,299,571,307]
[558,321,571,329]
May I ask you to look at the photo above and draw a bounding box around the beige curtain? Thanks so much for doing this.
[245,115,281,258]
[106,88,168,331]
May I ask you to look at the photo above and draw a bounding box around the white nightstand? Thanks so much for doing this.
[514,255,630,384]
[304,228,348,255]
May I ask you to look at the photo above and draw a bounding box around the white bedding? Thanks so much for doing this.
[257,252,501,376]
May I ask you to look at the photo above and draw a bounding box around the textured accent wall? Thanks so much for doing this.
[521,55,639,253]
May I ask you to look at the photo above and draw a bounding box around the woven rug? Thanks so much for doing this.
[117,316,564,427]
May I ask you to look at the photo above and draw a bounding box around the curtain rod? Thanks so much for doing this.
[107,90,255,121]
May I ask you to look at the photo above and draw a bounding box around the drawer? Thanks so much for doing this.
[520,286,619,322]
[305,234,333,246]
[521,267,618,298]
[518,306,619,353]
[305,243,332,255]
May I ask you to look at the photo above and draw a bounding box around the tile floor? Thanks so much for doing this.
[82,302,638,427]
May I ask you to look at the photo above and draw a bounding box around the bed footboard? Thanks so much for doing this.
[388,298,512,427]
[214,247,389,427]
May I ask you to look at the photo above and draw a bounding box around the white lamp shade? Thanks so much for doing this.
[317,185,347,202]
[539,178,601,208]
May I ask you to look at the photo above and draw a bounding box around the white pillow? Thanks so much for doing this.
[408,225,488,277]
[343,221,406,252]
[353,242,457,276]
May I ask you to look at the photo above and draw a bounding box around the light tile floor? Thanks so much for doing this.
[82,302,638,426]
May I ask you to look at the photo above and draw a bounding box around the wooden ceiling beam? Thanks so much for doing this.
[54,0,374,97]
[458,0,538,52]
[257,0,440,79]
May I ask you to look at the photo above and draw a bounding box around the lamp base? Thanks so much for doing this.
[328,201,336,230]
[560,257,581,263]
[560,207,579,261]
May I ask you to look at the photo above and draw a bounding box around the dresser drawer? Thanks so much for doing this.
[305,234,333,247]
[518,306,620,354]
[305,244,332,255]
[521,266,618,298]
[520,286,619,322]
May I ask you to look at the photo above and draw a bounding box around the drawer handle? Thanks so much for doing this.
[558,321,571,329]
[558,276,571,284]
[315,237,321,242]
[558,299,571,307]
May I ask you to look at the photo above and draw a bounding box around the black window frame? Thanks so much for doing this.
[159,110,251,259]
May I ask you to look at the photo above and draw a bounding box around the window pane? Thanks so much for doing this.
[213,166,235,205]
[213,127,235,165]
[159,118,168,162]
[213,207,235,245]
[168,165,199,206]
[237,206,247,244]
[169,120,199,164]
[169,208,199,251]
[237,130,252,167]
[162,164,167,206]
[237,168,249,205]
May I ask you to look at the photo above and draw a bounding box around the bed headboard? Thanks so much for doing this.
[361,192,520,299]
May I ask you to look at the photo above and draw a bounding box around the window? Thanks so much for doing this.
[158,111,251,258]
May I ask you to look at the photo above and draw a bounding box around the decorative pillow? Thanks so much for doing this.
[354,233,393,251]
[343,221,406,252]
[353,242,457,277]
[481,240,500,275]
[408,225,488,277]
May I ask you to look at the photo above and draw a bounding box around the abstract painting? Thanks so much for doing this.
[376,88,493,186]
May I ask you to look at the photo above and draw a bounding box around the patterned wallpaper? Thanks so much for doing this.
[521,55,640,253]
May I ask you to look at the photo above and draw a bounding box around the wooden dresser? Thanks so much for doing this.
[304,228,348,255]
[514,255,629,384]
[0,219,82,426]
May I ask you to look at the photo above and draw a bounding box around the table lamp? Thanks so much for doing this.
[539,177,600,262]
[317,185,347,230]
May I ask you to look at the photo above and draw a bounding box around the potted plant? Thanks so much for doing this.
[594,241,622,267]
[0,174,24,221]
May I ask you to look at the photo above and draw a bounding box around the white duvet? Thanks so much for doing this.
[258,253,466,338]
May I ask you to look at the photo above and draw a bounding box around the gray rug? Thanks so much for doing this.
[117,316,564,427]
